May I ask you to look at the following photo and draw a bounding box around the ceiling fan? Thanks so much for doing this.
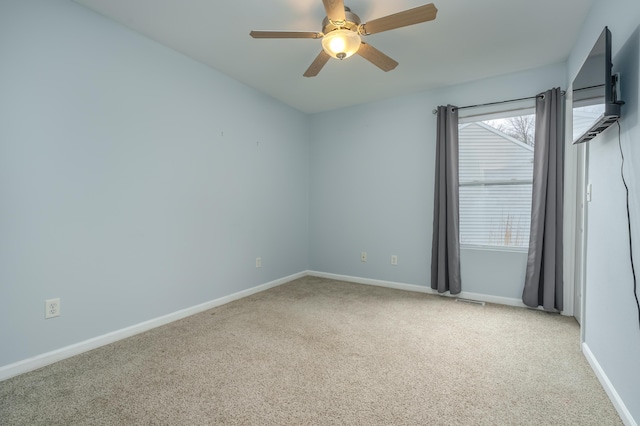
[250,0,438,77]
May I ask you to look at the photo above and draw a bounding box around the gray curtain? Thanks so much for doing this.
[431,105,461,294]
[523,88,564,311]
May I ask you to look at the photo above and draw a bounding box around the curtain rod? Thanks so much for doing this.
[574,84,604,91]
[432,90,566,115]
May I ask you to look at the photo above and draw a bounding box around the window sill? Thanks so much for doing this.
[461,244,528,254]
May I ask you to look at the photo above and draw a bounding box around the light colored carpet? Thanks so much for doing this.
[0,276,622,425]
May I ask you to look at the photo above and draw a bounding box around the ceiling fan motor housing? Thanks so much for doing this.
[322,8,361,34]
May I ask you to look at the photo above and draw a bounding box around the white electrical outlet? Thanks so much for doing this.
[45,298,60,319]
[256,257,262,268]
[391,255,398,265]
[361,252,367,262]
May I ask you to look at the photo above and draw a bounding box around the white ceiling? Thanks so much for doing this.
[73,0,595,114]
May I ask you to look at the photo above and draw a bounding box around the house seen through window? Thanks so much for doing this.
[458,113,535,249]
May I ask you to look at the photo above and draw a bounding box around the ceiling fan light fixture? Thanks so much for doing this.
[321,29,361,60]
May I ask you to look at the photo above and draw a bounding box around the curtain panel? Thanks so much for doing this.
[431,105,461,294]
[522,87,564,311]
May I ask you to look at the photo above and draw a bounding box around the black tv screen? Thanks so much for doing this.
[572,27,623,144]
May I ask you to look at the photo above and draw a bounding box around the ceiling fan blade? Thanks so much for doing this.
[361,3,437,35]
[303,50,331,77]
[250,30,323,39]
[322,0,346,22]
[357,42,398,72]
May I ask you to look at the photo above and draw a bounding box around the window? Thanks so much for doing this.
[458,113,535,249]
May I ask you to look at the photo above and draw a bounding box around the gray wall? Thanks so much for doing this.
[568,0,640,421]
[0,0,309,367]
[309,94,433,285]
[309,64,565,301]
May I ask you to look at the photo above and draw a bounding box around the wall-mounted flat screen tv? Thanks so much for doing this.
[572,26,623,144]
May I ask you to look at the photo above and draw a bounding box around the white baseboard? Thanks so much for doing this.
[307,270,527,308]
[582,343,637,426]
[308,270,433,294]
[0,271,306,382]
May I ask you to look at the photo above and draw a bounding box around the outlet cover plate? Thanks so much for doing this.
[45,298,60,319]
